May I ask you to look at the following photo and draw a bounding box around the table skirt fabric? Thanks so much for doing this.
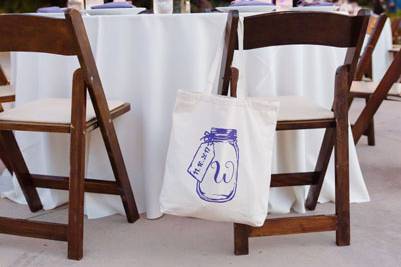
[0,13,385,219]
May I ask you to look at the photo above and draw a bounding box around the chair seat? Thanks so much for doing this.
[0,98,130,132]
[267,96,334,122]
[0,85,15,102]
[351,81,401,96]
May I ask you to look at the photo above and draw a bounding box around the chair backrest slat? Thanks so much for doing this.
[219,11,369,97]
[0,9,113,128]
[354,13,387,81]
[243,12,368,49]
[0,14,78,55]
[218,10,239,96]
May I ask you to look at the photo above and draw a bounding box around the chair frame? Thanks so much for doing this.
[352,45,401,144]
[351,13,387,146]
[219,11,368,255]
[0,9,139,260]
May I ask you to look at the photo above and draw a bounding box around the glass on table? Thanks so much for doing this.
[85,0,104,9]
[153,0,173,13]
[68,0,84,10]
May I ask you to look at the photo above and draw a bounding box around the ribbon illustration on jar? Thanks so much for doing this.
[187,128,239,203]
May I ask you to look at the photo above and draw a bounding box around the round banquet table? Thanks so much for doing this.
[0,13,381,220]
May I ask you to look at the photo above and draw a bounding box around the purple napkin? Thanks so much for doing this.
[36,6,65,13]
[91,2,134,9]
[298,1,333,6]
[230,0,274,6]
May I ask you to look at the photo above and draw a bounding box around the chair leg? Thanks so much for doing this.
[0,133,14,174]
[364,97,375,146]
[67,129,86,260]
[305,128,335,210]
[234,223,249,255]
[365,119,375,146]
[0,130,42,212]
[335,119,350,246]
[68,69,87,260]
[103,131,139,223]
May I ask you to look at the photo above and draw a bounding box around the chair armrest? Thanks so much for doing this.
[333,64,351,120]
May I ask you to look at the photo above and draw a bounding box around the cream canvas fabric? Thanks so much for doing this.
[0,98,125,124]
[0,85,14,98]
[160,90,279,226]
[264,95,334,121]
[351,81,401,96]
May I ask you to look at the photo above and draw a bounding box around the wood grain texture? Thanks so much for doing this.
[352,46,401,143]
[271,172,320,187]
[350,14,390,146]
[0,9,139,260]
[0,217,67,241]
[0,14,78,55]
[243,12,367,49]
[67,68,86,260]
[218,11,239,96]
[248,215,337,237]
[31,174,121,195]
[333,65,351,246]
[66,9,139,224]
[234,224,249,255]
[221,11,368,255]
[354,14,387,81]
[0,130,43,212]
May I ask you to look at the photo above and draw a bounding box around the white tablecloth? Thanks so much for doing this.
[372,19,393,81]
[1,13,374,219]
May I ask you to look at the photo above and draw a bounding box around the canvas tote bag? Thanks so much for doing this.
[159,18,279,226]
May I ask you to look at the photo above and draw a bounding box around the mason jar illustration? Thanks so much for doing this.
[187,127,239,203]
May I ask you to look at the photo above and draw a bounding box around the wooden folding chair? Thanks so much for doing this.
[218,11,368,254]
[0,9,139,260]
[352,47,401,144]
[350,13,387,146]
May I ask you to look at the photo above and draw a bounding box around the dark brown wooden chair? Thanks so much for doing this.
[352,47,401,144]
[0,9,139,260]
[350,13,387,146]
[218,11,368,255]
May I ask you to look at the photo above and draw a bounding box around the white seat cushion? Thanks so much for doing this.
[351,81,401,96]
[0,98,125,124]
[0,85,14,98]
[263,96,334,121]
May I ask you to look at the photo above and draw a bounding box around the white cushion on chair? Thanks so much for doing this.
[264,96,334,121]
[0,85,14,98]
[0,98,125,124]
[351,81,401,96]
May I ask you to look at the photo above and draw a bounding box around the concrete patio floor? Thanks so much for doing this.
[0,98,400,267]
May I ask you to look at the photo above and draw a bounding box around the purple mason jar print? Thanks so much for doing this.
[187,128,239,203]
